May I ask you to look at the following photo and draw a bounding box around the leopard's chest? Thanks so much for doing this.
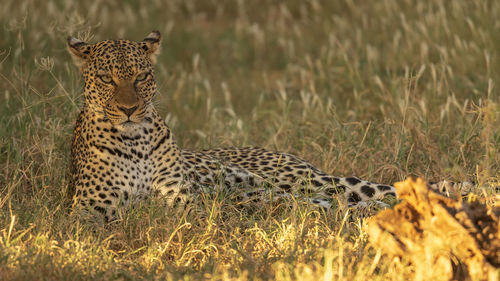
[90,125,157,199]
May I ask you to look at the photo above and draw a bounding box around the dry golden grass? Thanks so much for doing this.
[0,0,499,280]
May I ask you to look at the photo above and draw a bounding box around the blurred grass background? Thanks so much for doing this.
[0,0,499,280]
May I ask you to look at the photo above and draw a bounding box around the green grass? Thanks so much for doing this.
[0,0,499,280]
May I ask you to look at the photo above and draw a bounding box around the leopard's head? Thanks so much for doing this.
[68,31,161,127]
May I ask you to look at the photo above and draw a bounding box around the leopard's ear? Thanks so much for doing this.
[67,36,92,70]
[140,30,161,64]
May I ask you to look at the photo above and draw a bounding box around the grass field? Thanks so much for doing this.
[0,0,499,280]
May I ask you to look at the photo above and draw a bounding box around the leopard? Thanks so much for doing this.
[68,31,469,221]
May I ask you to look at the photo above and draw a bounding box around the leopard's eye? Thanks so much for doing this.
[135,72,149,82]
[98,74,113,84]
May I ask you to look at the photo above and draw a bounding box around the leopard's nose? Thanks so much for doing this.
[117,105,138,117]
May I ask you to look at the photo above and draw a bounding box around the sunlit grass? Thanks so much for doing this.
[0,0,498,280]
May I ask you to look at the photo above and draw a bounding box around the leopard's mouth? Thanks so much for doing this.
[104,112,142,126]
[123,120,135,124]
[103,105,149,126]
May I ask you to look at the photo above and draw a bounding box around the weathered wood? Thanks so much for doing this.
[367,178,499,281]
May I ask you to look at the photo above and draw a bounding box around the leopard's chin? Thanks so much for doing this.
[122,120,140,126]
[113,120,142,132]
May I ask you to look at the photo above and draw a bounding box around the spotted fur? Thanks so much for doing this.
[69,31,401,221]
